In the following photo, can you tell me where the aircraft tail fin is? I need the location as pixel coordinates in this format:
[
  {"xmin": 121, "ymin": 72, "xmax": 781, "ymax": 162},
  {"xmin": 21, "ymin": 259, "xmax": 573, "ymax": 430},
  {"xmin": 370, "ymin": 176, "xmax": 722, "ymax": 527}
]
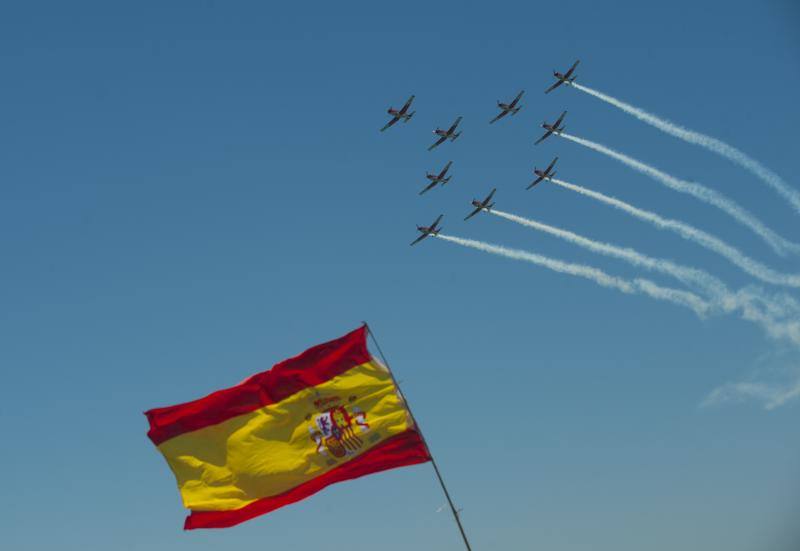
[
  {"xmin": 405, "ymin": 111, "xmax": 415, "ymax": 121},
  {"xmin": 452, "ymin": 132, "xmax": 462, "ymax": 141},
  {"xmin": 550, "ymin": 171, "xmax": 557, "ymax": 180}
]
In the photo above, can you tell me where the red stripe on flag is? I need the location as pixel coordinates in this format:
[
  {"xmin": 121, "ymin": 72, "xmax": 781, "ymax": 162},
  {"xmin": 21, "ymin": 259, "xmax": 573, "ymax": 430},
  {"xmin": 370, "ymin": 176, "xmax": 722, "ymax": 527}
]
[
  {"xmin": 183, "ymin": 429, "xmax": 431, "ymax": 529},
  {"xmin": 145, "ymin": 326, "xmax": 370, "ymax": 445}
]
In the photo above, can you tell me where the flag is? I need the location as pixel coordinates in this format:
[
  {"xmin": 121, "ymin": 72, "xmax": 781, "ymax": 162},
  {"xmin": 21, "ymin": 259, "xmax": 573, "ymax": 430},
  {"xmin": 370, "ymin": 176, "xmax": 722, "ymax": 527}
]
[{"xmin": 145, "ymin": 325, "xmax": 430, "ymax": 529}]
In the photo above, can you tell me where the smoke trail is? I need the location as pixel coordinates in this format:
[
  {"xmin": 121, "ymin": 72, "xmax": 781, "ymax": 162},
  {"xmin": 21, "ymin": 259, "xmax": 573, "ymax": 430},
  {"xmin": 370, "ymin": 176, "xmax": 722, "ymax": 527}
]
[
  {"xmin": 734, "ymin": 291, "xmax": 800, "ymax": 347},
  {"xmin": 435, "ymin": 234, "xmax": 711, "ymax": 316},
  {"xmin": 490, "ymin": 209, "xmax": 724, "ymax": 296},
  {"xmin": 559, "ymin": 132, "xmax": 800, "ymax": 257},
  {"xmin": 701, "ymin": 349, "xmax": 800, "ymax": 410},
  {"xmin": 571, "ymin": 82, "xmax": 800, "ymax": 216},
  {"xmin": 549, "ymin": 177, "xmax": 800, "ymax": 289},
  {"xmin": 703, "ymin": 376, "xmax": 800, "ymax": 410},
  {"xmin": 489, "ymin": 209, "xmax": 800, "ymax": 342},
  {"xmin": 437, "ymin": 234, "xmax": 800, "ymax": 355}
]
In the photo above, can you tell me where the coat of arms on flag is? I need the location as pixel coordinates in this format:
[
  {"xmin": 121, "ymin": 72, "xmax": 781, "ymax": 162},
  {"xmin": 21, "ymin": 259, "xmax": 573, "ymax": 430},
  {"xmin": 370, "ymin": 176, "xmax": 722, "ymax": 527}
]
[{"xmin": 145, "ymin": 325, "xmax": 430, "ymax": 529}]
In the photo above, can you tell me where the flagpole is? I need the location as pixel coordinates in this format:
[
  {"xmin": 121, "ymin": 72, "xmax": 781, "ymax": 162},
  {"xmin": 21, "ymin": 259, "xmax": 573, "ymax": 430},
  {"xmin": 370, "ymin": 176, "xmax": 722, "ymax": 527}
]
[{"xmin": 363, "ymin": 322, "xmax": 474, "ymax": 551}]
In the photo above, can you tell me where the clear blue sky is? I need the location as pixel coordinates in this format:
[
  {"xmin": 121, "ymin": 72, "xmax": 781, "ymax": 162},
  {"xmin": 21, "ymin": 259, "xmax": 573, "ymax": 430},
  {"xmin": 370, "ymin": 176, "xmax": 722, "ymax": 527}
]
[{"xmin": 1, "ymin": 1, "xmax": 799, "ymax": 549}]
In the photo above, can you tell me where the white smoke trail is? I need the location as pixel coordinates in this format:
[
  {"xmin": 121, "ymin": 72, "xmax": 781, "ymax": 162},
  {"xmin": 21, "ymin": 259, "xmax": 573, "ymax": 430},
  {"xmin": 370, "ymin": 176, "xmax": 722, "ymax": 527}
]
[
  {"xmin": 549, "ymin": 177, "xmax": 800, "ymax": 289},
  {"xmin": 701, "ymin": 349, "xmax": 800, "ymax": 410},
  {"xmin": 438, "ymin": 233, "xmax": 800, "ymax": 408},
  {"xmin": 734, "ymin": 293, "xmax": 800, "ymax": 347},
  {"xmin": 559, "ymin": 132, "xmax": 800, "ymax": 257},
  {"xmin": 435, "ymin": 234, "xmax": 710, "ymax": 316},
  {"xmin": 489, "ymin": 209, "xmax": 800, "ymax": 343},
  {"xmin": 703, "ymin": 377, "xmax": 800, "ymax": 410},
  {"xmin": 571, "ymin": 82, "xmax": 800, "ymax": 216},
  {"xmin": 490, "ymin": 209, "xmax": 723, "ymax": 296}
]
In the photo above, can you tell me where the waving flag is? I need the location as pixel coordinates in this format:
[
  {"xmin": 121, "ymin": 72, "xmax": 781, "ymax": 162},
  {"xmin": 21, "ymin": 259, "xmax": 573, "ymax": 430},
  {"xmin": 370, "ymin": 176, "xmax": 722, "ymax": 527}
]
[{"xmin": 145, "ymin": 326, "xmax": 430, "ymax": 529}]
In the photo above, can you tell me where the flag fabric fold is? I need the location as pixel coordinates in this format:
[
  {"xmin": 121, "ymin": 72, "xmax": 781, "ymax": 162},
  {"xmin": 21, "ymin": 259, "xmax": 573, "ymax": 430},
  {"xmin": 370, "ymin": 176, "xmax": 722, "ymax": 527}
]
[{"xmin": 145, "ymin": 325, "xmax": 430, "ymax": 529}]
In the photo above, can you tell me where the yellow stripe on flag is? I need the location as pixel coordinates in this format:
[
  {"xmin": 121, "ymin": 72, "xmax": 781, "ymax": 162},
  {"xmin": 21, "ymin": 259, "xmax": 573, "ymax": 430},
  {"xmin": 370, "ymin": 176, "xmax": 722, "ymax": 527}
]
[{"xmin": 158, "ymin": 359, "xmax": 412, "ymax": 511}]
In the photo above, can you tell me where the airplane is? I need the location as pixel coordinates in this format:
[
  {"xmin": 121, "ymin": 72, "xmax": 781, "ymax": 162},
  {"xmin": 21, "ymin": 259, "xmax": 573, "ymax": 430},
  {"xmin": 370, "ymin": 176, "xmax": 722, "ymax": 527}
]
[
  {"xmin": 410, "ymin": 214, "xmax": 443, "ymax": 246},
  {"xmin": 380, "ymin": 95, "xmax": 416, "ymax": 132},
  {"xmin": 464, "ymin": 188, "xmax": 497, "ymax": 221},
  {"xmin": 528, "ymin": 157, "xmax": 558, "ymax": 189},
  {"xmin": 489, "ymin": 90, "xmax": 524, "ymax": 124},
  {"xmin": 534, "ymin": 111, "xmax": 567, "ymax": 145},
  {"xmin": 428, "ymin": 116, "xmax": 462, "ymax": 151},
  {"xmin": 544, "ymin": 60, "xmax": 580, "ymax": 94},
  {"xmin": 420, "ymin": 161, "xmax": 453, "ymax": 195}
]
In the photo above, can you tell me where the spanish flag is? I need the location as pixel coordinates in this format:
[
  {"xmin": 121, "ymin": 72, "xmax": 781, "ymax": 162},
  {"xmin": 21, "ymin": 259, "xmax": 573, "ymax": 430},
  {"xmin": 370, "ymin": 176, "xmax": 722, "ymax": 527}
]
[{"xmin": 145, "ymin": 326, "xmax": 431, "ymax": 529}]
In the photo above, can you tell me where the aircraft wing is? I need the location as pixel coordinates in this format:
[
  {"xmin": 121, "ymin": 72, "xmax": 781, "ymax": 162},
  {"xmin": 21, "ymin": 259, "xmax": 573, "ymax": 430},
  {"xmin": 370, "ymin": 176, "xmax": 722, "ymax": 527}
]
[
  {"xmin": 410, "ymin": 233, "xmax": 428, "ymax": 246},
  {"xmin": 419, "ymin": 181, "xmax": 438, "ymax": 195},
  {"xmin": 553, "ymin": 111, "xmax": 567, "ymax": 127},
  {"xmin": 534, "ymin": 128, "xmax": 553, "ymax": 145},
  {"xmin": 484, "ymin": 188, "xmax": 496, "ymax": 203},
  {"xmin": 399, "ymin": 95, "xmax": 415, "ymax": 115},
  {"xmin": 446, "ymin": 116, "xmax": 463, "ymax": 133},
  {"xmin": 464, "ymin": 207, "xmax": 482, "ymax": 221},
  {"xmin": 489, "ymin": 110, "xmax": 508, "ymax": 124},
  {"xmin": 527, "ymin": 175, "xmax": 544, "ymax": 189},
  {"xmin": 509, "ymin": 90, "xmax": 524, "ymax": 107},
  {"xmin": 380, "ymin": 116, "xmax": 400, "ymax": 132},
  {"xmin": 428, "ymin": 135, "xmax": 447, "ymax": 151},
  {"xmin": 438, "ymin": 160, "xmax": 453, "ymax": 178},
  {"xmin": 564, "ymin": 60, "xmax": 580, "ymax": 79},
  {"xmin": 431, "ymin": 214, "xmax": 443, "ymax": 228},
  {"xmin": 544, "ymin": 80, "xmax": 563, "ymax": 94},
  {"xmin": 545, "ymin": 156, "xmax": 558, "ymax": 173}
]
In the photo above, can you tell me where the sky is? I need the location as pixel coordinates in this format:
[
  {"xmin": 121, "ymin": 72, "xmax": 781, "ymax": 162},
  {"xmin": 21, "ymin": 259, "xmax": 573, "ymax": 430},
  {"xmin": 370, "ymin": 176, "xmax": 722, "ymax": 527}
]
[{"xmin": 1, "ymin": 1, "xmax": 799, "ymax": 549}]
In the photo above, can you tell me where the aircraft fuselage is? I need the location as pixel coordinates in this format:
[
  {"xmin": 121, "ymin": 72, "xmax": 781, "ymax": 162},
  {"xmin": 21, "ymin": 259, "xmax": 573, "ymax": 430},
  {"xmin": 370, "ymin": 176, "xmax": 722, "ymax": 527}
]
[
  {"xmin": 434, "ymin": 130, "xmax": 459, "ymax": 140},
  {"xmin": 391, "ymin": 111, "xmax": 411, "ymax": 119},
  {"xmin": 553, "ymin": 72, "xmax": 574, "ymax": 85}
]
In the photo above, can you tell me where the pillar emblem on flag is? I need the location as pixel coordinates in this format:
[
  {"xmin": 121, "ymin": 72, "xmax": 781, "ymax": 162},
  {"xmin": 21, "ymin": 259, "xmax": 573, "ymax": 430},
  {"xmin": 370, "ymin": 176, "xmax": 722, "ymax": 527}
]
[{"xmin": 308, "ymin": 395, "xmax": 370, "ymax": 460}]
